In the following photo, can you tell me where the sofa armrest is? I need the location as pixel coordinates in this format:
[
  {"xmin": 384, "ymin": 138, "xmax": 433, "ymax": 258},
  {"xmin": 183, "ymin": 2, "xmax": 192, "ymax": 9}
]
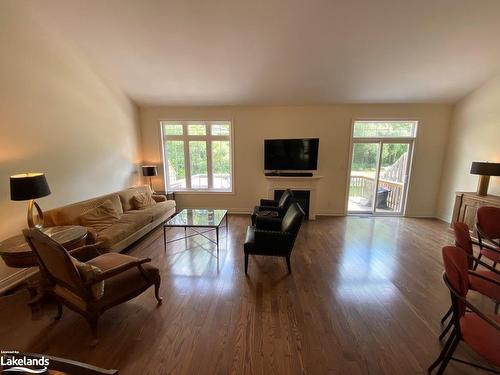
[{"xmin": 152, "ymin": 194, "xmax": 167, "ymax": 202}]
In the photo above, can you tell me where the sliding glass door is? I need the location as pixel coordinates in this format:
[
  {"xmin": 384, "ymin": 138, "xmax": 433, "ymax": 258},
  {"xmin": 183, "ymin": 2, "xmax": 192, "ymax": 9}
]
[{"xmin": 347, "ymin": 121, "xmax": 417, "ymax": 215}]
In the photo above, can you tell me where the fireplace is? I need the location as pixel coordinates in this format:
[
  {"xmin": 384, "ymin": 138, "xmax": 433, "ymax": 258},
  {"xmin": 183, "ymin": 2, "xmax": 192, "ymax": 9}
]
[{"xmin": 274, "ymin": 190, "xmax": 310, "ymax": 219}]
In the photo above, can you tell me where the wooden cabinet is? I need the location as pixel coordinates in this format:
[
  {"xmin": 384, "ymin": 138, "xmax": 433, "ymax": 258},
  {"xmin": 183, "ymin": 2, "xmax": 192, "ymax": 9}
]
[{"xmin": 451, "ymin": 192, "xmax": 500, "ymax": 237}]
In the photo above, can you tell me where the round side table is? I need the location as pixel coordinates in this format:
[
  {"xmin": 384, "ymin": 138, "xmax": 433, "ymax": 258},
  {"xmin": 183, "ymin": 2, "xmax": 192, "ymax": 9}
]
[
  {"xmin": 0, "ymin": 225, "xmax": 88, "ymax": 268},
  {"xmin": 0, "ymin": 226, "xmax": 89, "ymax": 306}
]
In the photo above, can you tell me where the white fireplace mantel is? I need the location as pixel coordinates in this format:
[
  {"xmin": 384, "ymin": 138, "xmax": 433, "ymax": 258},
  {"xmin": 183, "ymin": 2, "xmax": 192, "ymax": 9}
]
[{"xmin": 264, "ymin": 176, "xmax": 323, "ymax": 220}]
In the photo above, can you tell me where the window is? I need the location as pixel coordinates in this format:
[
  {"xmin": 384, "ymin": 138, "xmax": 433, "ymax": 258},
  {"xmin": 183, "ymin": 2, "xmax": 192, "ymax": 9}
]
[
  {"xmin": 161, "ymin": 121, "xmax": 233, "ymax": 192},
  {"xmin": 353, "ymin": 121, "xmax": 417, "ymax": 138}
]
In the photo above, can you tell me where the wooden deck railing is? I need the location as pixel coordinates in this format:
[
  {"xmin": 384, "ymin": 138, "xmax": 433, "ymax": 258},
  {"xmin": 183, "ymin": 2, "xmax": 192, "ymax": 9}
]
[{"xmin": 350, "ymin": 175, "xmax": 404, "ymax": 212}]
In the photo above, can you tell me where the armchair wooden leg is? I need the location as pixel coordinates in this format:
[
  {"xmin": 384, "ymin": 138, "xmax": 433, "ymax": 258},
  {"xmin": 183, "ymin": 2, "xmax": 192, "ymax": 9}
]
[
  {"xmin": 286, "ymin": 256, "xmax": 291, "ymax": 273},
  {"xmin": 154, "ymin": 278, "xmax": 163, "ymax": 305},
  {"xmin": 87, "ymin": 316, "xmax": 99, "ymax": 347},
  {"xmin": 244, "ymin": 253, "xmax": 249, "ymax": 275},
  {"xmin": 54, "ymin": 299, "xmax": 63, "ymax": 321}
]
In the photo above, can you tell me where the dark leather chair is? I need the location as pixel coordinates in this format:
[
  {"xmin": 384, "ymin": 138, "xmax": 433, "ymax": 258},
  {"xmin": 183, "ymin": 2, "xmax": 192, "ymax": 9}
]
[
  {"xmin": 251, "ymin": 189, "xmax": 294, "ymax": 225},
  {"xmin": 244, "ymin": 202, "xmax": 304, "ymax": 274},
  {"xmin": 23, "ymin": 228, "xmax": 162, "ymax": 346}
]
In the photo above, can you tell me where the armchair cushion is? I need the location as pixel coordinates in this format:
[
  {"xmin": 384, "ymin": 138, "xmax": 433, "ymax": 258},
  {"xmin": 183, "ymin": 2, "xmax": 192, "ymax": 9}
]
[
  {"xmin": 480, "ymin": 247, "xmax": 500, "ymax": 264},
  {"xmin": 460, "ymin": 313, "xmax": 500, "ymax": 366},
  {"xmin": 132, "ymin": 192, "xmax": 157, "ymax": 210},
  {"xmin": 79, "ymin": 200, "xmax": 121, "ymax": 233},
  {"xmin": 70, "ymin": 257, "xmax": 104, "ymax": 300},
  {"xmin": 87, "ymin": 254, "xmax": 160, "ymax": 310},
  {"xmin": 69, "ymin": 244, "xmax": 101, "ymax": 262}
]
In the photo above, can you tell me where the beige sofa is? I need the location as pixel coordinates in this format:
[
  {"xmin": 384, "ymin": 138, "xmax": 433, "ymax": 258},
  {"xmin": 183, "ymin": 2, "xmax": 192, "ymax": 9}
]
[{"xmin": 44, "ymin": 185, "xmax": 176, "ymax": 252}]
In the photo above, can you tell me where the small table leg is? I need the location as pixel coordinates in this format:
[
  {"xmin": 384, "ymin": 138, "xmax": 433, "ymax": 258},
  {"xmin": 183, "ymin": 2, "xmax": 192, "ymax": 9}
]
[
  {"xmin": 226, "ymin": 214, "xmax": 228, "ymax": 234},
  {"xmin": 216, "ymin": 227, "xmax": 219, "ymax": 259},
  {"xmin": 163, "ymin": 226, "xmax": 166, "ymax": 252}
]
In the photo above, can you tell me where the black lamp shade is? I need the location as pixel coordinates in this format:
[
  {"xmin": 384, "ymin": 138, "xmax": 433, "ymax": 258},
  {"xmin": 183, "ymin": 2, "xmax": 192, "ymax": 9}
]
[
  {"xmin": 10, "ymin": 173, "xmax": 51, "ymax": 201},
  {"xmin": 142, "ymin": 165, "xmax": 158, "ymax": 177},
  {"xmin": 470, "ymin": 162, "xmax": 500, "ymax": 176}
]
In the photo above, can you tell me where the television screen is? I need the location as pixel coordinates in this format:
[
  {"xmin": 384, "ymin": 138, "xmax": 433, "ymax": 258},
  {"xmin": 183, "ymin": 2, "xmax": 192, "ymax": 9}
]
[{"xmin": 264, "ymin": 138, "xmax": 319, "ymax": 170}]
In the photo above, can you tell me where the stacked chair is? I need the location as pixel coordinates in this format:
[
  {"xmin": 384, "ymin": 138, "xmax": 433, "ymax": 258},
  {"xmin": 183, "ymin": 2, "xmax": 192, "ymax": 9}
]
[
  {"xmin": 475, "ymin": 206, "xmax": 500, "ymax": 269},
  {"xmin": 245, "ymin": 190, "xmax": 304, "ymax": 275},
  {"xmin": 429, "ymin": 206, "xmax": 500, "ymax": 374},
  {"xmin": 251, "ymin": 189, "xmax": 294, "ymax": 225}
]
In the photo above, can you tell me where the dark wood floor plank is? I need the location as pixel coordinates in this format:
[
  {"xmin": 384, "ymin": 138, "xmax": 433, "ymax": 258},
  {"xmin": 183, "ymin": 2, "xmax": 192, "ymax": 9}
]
[{"xmin": 0, "ymin": 215, "xmax": 497, "ymax": 374}]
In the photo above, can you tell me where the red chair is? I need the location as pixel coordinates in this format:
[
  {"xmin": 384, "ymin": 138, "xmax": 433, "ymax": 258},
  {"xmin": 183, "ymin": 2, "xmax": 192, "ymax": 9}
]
[
  {"xmin": 428, "ymin": 246, "xmax": 500, "ymax": 374},
  {"xmin": 439, "ymin": 223, "xmax": 500, "ymax": 340},
  {"xmin": 476, "ymin": 206, "xmax": 500, "ymax": 269}
]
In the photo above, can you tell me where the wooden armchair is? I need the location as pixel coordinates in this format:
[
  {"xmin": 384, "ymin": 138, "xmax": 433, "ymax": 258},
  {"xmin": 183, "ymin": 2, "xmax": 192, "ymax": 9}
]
[{"xmin": 23, "ymin": 228, "xmax": 162, "ymax": 345}]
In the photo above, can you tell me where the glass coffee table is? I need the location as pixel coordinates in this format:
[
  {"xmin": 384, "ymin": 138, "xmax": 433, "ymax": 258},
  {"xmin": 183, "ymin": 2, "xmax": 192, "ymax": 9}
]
[{"xmin": 163, "ymin": 209, "xmax": 228, "ymax": 258}]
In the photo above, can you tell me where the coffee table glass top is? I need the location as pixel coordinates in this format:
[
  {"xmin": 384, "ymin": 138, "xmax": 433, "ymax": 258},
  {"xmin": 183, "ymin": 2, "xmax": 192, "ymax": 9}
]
[{"xmin": 165, "ymin": 209, "xmax": 227, "ymax": 227}]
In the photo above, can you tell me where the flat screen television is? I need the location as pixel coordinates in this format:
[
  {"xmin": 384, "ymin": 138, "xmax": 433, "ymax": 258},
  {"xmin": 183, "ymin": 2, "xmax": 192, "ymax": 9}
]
[{"xmin": 264, "ymin": 138, "xmax": 319, "ymax": 170}]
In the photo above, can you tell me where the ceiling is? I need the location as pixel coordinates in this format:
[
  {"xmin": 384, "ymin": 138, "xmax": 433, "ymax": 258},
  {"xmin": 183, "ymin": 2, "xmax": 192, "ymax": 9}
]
[{"xmin": 28, "ymin": 0, "xmax": 500, "ymax": 106}]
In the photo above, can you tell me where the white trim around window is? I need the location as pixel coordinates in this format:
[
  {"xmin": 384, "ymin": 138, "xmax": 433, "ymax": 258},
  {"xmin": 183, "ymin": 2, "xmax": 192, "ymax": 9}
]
[{"xmin": 160, "ymin": 120, "xmax": 234, "ymax": 193}]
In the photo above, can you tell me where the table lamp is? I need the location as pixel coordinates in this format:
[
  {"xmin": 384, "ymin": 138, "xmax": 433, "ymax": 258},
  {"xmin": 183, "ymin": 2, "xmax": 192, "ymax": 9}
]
[
  {"xmin": 470, "ymin": 162, "xmax": 500, "ymax": 196},
  {"xmin": 10, "ymin": 173, "xmax": 51, "ymax": 229},
  {"xmin": 142, "ymin": 165, "xmax": 158, "ymax": 192}
]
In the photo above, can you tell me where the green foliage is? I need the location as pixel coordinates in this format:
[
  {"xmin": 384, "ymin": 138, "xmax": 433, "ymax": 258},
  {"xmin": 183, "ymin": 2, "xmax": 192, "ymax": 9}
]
[
  {"xmin": 353, "ymin": 121, "xmax": 416, "ymax": 137},
  {"xmin": 351, "ymin": 143, "xmax": 408, "ymax": 171}
]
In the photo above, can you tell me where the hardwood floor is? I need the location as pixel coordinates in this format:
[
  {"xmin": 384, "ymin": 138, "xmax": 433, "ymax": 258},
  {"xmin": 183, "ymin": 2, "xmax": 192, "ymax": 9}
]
[{"xmin": 0, "ymin": 215, "xmax": 497, "ymax": 374}]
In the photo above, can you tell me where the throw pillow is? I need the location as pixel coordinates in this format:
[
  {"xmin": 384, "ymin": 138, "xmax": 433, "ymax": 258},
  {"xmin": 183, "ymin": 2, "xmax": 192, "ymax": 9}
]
[
  {"xmin": 132, "ymin": 192, "xmax": 157, "ymax": 210},
  {"xmin": 70, "ymin": 257, "xmax": 104, "ymax": 300},
  {"xmin": 79, "ymin": 199, "xmax": 121, "ymax": 232}
]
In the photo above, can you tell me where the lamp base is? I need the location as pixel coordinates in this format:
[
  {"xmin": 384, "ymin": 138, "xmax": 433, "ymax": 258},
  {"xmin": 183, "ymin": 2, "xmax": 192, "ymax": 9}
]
[
  {"xmin": 28, "ymin": 199, "xmax": 44, "ymax": 229},
  {"xmin": 477, "ymin": 175, "xmax": 490, "ymax": 196}
]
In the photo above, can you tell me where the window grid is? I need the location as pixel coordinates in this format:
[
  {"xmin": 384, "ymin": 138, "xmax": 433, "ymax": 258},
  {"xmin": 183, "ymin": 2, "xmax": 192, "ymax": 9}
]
[{"xmin": 161, "ymin": 121, "xmax": 233, "ymax": 192}]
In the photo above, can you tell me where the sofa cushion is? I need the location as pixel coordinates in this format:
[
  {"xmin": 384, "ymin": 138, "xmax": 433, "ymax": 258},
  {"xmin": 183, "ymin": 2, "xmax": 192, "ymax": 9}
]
[
  {"xmin": 118, "ymin": 185, "xmax": 153, "ymax": 212},
  {"xmin": 127, "ymin": 200, "xmax": 176, "ymax": 222},
  {"xmin": 79, "ymin": 199, "xmax": 121, "ymax": 232},
  {"xmin": 96, "ymin": 213, "xmax": 151, "ymax": 250},
  {"xmin": 48, "ymin": 194, "xmax": 123, "ymax": 226},
  {"xmin": 132, "ymin": 192, "xmax": 157, "ymax": 210}
]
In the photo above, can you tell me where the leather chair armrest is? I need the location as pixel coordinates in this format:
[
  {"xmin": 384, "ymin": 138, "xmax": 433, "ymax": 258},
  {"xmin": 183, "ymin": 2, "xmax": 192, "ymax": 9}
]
[
  {"xmin": 152, "ymin": 194, "xmax": 167, "ymax": 202},
  {"xmin": 260, "ymin": 199, "xmax": 278, "ymax": 207},
  {"xmin": 257, "ymin": 205, "xmax": 280, "ymax": 212},
  {"xmin": 69, "ymin": 245, "xmax": 102, "ymax": 262},
  {"xmin": 255, "ymin": 216, "xmax": 282, "ymax": 231},
  {"xmin": 91, "ymin": 258, "xmax": 152, "ymax": 282}
]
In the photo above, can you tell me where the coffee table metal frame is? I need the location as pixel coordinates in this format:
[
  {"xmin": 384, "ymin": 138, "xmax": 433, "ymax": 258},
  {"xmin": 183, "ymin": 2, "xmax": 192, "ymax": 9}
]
[{"xmin": 163, "ymin": 209, "xmax": 228, "ymax": 259}]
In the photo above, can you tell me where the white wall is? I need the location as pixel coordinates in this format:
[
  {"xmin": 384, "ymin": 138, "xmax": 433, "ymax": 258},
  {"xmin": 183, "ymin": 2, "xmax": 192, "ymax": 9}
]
[
  {"xmin": 0, "ymin": 2, "xmax": 142, "ymax": 288},
  {"xmin": 437, "ymin": 73, "xmax": 500, "ymax": 221},
  {"xmin": 140, "ymin": 104, "xmax": 452, "ymax": 217}
]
